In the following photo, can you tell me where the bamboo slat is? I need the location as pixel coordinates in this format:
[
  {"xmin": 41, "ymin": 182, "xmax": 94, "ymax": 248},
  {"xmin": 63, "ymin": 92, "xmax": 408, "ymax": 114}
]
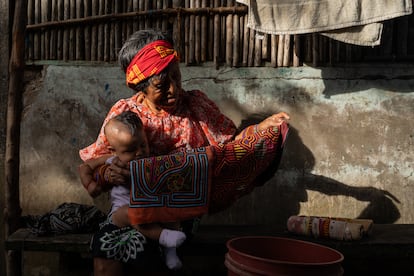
[
  {"xmin": 97, "ymin": 0, "xmax": 104, "ymax": 61},
  {"xmin": 76, "ymin": 0, "xmax": 85, "ymax": 60},
  {"xmin": 213, "ymin": 0, "xmax": 220, "ymax": 67},
  {"xmin": 200, "ymin": 0, "xmax": 207, "ymax": 62},
  {"xmin": 247, "ymin": 28, "xmax": 254, "ymax": 67},
  {"xmin": 226, "ymin": 12, "xmax": 233, "ymax": 66},
  {"xmin": 27, "ymin": 0, "xmax": 35, "ymax": 60},
  {"xmin": 254, "ymin": 33, "xmax": 262, "ymax": 67},
  {"xmin": 270, "ymin": 34, "xmax": 277, "ymax": 67},
  {"xmin": 283, "ymin": 34, "xmax": 290, "ymax": 67},
  {"xmin": 195, "ymin": 0, "xmax": 201, "ymax": 64},
  {"xmin": 293, "ymin": 35, "xmax": 300, "ymax": 67},
  {"xmin": 312, "ymin": 34, "xmax": 318, "ymax": 66},
  {"xmin": 84, "ymin": 0, "xmax": 91, "ymax": 60},
  {"xmin": 49, "ymin": 0, "xmax": 57, "ymax": 60},
  {"xmin": 232, "ymin": 13, "xmax": 240, "ymax": 67},
  {"xmin": 62, "ymin": 0, "xmax": 69, "ymax": 60},
  {"xmin": 91, "ymin": 0, "xmax": 98, "ymax": 61},
  {"xmin": 242, "ymin": 16, "xmax": 249, "ymax": 66},
  {"xmin": 277, "ymin": 35, "xmax": 284, "ymax": 67},
  {"xmin": 69, "ymin": 0, "xmax": 76, "ymax": 60}
]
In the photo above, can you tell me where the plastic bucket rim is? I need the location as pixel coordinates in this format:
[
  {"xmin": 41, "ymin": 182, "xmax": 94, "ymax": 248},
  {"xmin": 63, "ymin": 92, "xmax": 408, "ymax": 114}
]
[{"xmin": 226, "ymin": 236, "xmax": 345, "ymax": 266}]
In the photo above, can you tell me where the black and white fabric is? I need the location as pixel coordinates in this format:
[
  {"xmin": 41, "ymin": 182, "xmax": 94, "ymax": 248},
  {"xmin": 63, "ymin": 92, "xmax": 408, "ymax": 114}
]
[{"xmin": 23, "ymin": 202, "xmax": 106, "ymax": 236}]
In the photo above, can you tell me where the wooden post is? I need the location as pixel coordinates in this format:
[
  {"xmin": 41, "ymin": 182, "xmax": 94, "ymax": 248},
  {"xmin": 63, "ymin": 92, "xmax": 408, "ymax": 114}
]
[
  {"xmin": 0, "ymin": 1, "xmax": 11, "ymax": 275},
  {"xmin": 6, "ymin": 0, "xmax": 27, "ymax": 275}
]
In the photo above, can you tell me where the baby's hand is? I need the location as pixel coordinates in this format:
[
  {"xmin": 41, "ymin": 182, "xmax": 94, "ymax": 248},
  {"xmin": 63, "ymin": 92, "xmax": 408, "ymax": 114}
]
[{"xmin": 257, "ymin": 112, "xmax": 290, "ymax": 132}]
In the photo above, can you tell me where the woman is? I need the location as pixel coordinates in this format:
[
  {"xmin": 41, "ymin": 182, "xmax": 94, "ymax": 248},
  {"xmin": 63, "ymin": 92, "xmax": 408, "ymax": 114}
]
[{"xmin": 79, "ymin": 29, "xmax": 289, "ymax": 275}]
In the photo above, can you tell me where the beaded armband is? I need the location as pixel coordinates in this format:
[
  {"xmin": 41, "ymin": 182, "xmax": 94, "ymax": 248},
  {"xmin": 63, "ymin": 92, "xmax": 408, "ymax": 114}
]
[{"xmin": 93, "ymin": 164, "xmax": 112, "ymax": 191}]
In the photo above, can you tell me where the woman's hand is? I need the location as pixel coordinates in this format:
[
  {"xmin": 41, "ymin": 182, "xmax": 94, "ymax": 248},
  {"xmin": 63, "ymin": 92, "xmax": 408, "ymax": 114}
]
[
  {"xmin": 257, "ymin": 112, "xmax": 290, "ymax": 132},
  {"xmin": 107, "ymin": 156, "xmax": 131, "ymax": 186},
  {"xmin": 79, "ymin": 163, "xmax": 102, "ymax": 198}
]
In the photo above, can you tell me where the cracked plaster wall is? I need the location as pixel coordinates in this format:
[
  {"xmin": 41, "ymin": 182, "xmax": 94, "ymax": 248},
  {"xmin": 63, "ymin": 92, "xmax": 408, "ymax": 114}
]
[{"xmin": 19, "ymin": 64, "xmax": 414, "ymax": 225}]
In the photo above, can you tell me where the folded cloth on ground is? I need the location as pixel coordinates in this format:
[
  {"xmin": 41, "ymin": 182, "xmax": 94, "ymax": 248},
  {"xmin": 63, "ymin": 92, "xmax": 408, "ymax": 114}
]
[
  {"xmin": 287, "ymin": 215, "xmax": 374, "ymax": 241},
  {"xmin": 22, "ymin": 202, "xmax": 106, "ymax": 236},
  {"xmin": 237, "ymin": 0, "xmax": 413, "ymax": 46},
  {"xmin": 129, "ymin": 123, "xmax": 289, "ymax": 225}
]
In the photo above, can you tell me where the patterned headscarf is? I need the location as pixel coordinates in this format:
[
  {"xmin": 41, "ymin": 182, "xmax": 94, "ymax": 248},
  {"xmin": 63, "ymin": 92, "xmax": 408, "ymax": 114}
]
[{"xmin": 126, "ymin": 40, "xmax": 178, "ymax": 87}]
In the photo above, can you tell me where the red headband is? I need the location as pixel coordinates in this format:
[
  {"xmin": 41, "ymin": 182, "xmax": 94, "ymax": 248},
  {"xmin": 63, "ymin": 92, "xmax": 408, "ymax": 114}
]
[{"xmin": 126, "ymin": 40, "xmax": 178, "ymax": 87}]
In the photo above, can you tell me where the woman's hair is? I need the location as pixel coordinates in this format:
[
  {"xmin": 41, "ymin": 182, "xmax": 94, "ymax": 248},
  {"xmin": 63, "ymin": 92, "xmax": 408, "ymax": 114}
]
[
  {"xmin": 118, "ymin": 29, "xmax": 174, "ymax": 92},
  {"xmin": 111, "ymin": 111, "xmax": 143, "ymax": 136}
]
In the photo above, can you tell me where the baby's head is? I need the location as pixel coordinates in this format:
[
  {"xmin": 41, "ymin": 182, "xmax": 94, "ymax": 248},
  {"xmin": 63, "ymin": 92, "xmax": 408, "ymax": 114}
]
[{"xmin": 104, "ymin": 111, "xmax": 149, "ymax": 163}]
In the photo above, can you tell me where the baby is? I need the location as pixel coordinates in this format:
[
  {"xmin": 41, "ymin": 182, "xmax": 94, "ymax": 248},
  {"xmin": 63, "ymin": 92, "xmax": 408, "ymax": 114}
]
[{"xmin": 79, "ymin": 111, "xmax": 186, "ymax": 270}]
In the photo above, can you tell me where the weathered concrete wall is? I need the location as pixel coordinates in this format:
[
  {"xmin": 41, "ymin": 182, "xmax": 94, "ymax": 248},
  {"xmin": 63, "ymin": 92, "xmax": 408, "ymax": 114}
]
[{"xmin": 19, "ymin": 64, "xmax": 414, "ymax": 226}]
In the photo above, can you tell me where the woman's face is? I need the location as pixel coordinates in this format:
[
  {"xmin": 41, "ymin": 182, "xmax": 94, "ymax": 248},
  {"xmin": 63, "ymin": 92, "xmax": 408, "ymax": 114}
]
[{"xmin": 143, "ymin": 62, "xmax": 182, "ymax": 111}]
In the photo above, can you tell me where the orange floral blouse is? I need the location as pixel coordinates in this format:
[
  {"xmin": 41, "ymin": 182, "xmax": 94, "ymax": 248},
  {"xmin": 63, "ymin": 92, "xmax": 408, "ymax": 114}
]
[{"xmin": 79, "ymin": 90, "xmax": 237, "ymax": 161}]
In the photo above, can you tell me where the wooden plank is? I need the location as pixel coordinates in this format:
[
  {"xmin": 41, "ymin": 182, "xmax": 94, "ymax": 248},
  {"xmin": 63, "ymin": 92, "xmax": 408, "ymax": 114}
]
[{"xmin": 5, "ymin": 228, "xmax": 92, "ymax": 253}]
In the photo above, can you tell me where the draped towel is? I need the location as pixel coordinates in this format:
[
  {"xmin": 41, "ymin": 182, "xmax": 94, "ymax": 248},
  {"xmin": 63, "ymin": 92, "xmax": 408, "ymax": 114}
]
[
  {"xmin": 237, "ymin": 0, "xmax": 413, "ymax": 46},
  {"xmin": 129, "ymin": 123, "xmax": 289, "ymax": 225}
]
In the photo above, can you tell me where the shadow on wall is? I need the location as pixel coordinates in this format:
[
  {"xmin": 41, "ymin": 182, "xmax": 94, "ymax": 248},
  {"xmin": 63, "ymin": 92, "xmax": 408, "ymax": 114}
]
[
  {"xmin": 320, "ymin": 66, "xmax": 414, "ymax": 98},
  {"xmin": 240, "ymin": 114, "xmax": 401, "ymax": 224}
]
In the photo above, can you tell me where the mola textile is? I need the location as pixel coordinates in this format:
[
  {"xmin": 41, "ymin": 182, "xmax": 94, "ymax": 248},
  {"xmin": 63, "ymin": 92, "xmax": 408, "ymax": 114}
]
[{"xmin": 129, "ymin": 123, "xmax": 289, "ymax": 225}]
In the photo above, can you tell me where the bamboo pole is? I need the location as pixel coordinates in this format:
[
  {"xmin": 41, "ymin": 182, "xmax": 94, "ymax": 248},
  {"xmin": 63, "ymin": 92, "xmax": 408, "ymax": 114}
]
[
  {"xmin": 194, "ymin": 0, "xmax": 201, "ymax": 64},
  {"xmin": 97, "ymin": 0, "xmax": 104, "ymax": 61},
  {"xmin": 26, "ymin": 6, "xmax": 248, "ymax": 30},
  {"xmin": 56, "ymin": 0, "xmax": 63, "ymax": 60},
  {"xmin": 39, "ymin": 0, "xmax": 47, "ymax": 59},
  {"xmin": 172, "ymin": 0, "xmax": 182, "ymax": 58},
  {"xmin": 224, "ymin": 0, "xmax": 233, "ymax": 66},
  {"xmin": 41, "ymin": 0, "xmax": 47, "ymax": 59},
  {"xmin": 293, "ymin": 34, "xmax": 300, "ymax": 67},
  {"xmin": 254, "ymin": 33, "xmax": 262, "ymax": 66},
  {"xmin": 49, "ymin": 0, "xmax": 57, "ymax": 60},
  {"xmin": 184, "ymin": 0, "xmax": 190, "ymax": 64},
  {"xmin": 6, "ymin": 1, "xmax": 27, "ymax": 275},
  {"xmin": 27, "ymin": 0, "xmax": 35, "ymax": 60},
  {"xmin": 69, "ymin": 0, "xmax": 76, "ymax": 60},
  {"xmin": 213, "ymin": 0, "xmax": 220, "ymax": 68},
  {"xmin": 188, "ymin": 0, "xmax": 195, "ymax": 64},
  {"xmin": 114, "ymin": 1, "xmax": 122, "ymax": 61},
  {"xmin": 34, "ymin": 0, "xmax": 40, "ymax": 59},
  {"xmin": 126, "ymin": 0, "xmax": 133, "ymax": 36},
  {"xmin": 232, "ymin": 12, "xmax": 239, "ymax": 67},
  {"xmin": 156, "ymin": 0, "xmax": 162, "ymax": 30},
  {"xmin": 242, "ymin": 15, "xmax": 249, "ymax": 66},
  {"xmin": 207, "ymin": 0, "xmax": 214, "ymax": 61},
  {"xmin": 103, "ymin": 0, "xmax": 111, "ymax": 62},
  {"xmin": 225, "ymin": 10, "xmax": 233, "ymax": 66},
  {"xmin": 270, "ymin": 34, "xmax": 278, "ymax": 67},
  {"xmin": 142, "ymin": 0, "xmax": 148, "ymax": 35},
  {"xmin": 91, "ymin": 0, "xmax": 98, "ymax": 61},
  {"xmin": 84, "ymin": 0, "xmax": 91, "ymax": 61},
  {"xmin": 200, "ymin": 0, "xmax": 207, "ymax": 62},
  {"xmin": 277, "ymin": 35, "xmax": 284, "ymax": 67},
  {"xmin": 262, "ymin": 33, "xmax": 268, "ymax": 61},
  {"xmin": 133, "ymin": 0, "xmax": 139, "ymax": 31},
  {"xmin": 247, "ymin": 28, "xmax": 254, "ymax": 66},
  {"xmin": 312, "ymin": 33, "xmax": 318, "ymax": 67},
  {"xmin": 283, "ymin": 34, "xmax": 290, "ymax": 67},
  {"xmin": 76, "ymin": 0, "xmax": 85, "ymax": 60},
  {"xmin": 63, "ymin": 0, "xmax": 70, "ymax": 60}
]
